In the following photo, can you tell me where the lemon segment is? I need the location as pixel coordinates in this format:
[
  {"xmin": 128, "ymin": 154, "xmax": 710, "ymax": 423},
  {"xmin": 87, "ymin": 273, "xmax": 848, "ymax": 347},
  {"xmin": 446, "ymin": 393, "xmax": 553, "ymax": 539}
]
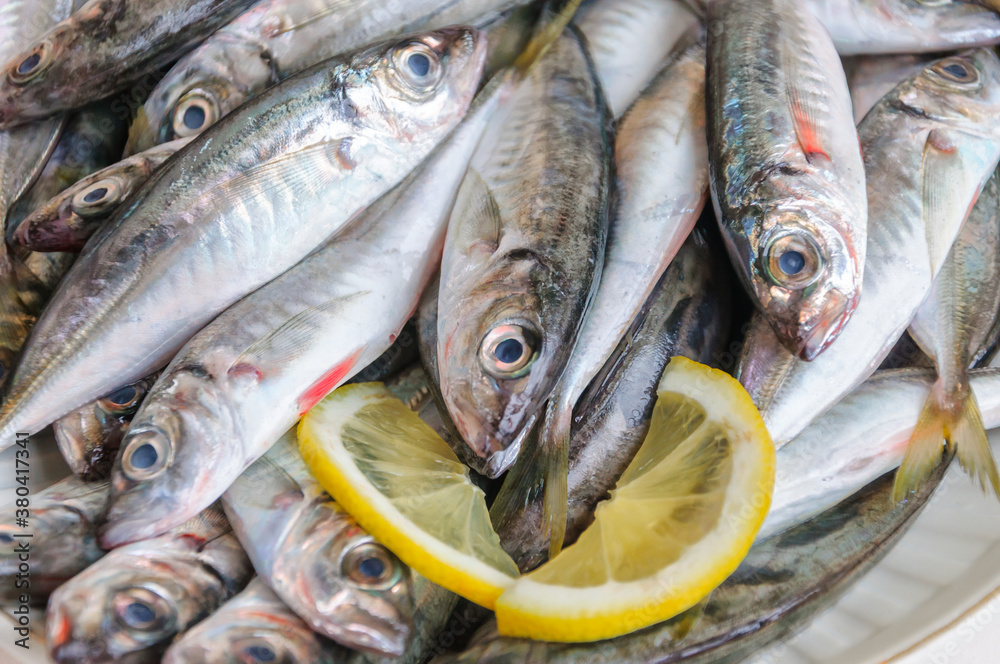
[
  {"xmin": 494, "ymin": 357, "xmax": 775, "ymax": 642},
  {"xmin": 298, "ymin": 383, "xmax": 519, "ymax": 609}
]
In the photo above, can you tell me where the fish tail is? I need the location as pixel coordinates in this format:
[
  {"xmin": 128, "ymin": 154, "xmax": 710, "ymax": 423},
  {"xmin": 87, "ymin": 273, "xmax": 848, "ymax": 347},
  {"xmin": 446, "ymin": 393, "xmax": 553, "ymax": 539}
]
[
  {"xmin": 893, "ymin": 384, "xmax": 947, "ymax": 503},
  {"xmin": 951, "ymin": 389, "xmax": 1000, "ymax": 500},
  {"xmin": 539, "ymin": 397, "xmax": 572, "ymax": 559},
  {"xmin": 513, "ymin": 0, "xmax": 584, "ymax": 75}
]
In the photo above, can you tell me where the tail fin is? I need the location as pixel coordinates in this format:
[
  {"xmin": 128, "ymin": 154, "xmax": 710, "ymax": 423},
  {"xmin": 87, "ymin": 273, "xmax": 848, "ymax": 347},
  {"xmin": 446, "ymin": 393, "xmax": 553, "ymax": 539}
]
[
  {"xmin": 540, "ymin": 397, "xmax": 572, "ymax": 559},
  {"xmin": 953, "ymin": 390, "xmax": 1000, "ymax": 499},
  {"xmin": 512, "ymin": 0, "xmax": 584, "ymax": 77}
]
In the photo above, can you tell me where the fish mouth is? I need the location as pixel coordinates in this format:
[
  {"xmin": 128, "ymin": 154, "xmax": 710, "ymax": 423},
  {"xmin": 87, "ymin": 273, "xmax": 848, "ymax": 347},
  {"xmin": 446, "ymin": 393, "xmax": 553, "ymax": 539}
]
[{"xmin": 794, "ymin": 290, "xmax": 852, "ymax": 361}]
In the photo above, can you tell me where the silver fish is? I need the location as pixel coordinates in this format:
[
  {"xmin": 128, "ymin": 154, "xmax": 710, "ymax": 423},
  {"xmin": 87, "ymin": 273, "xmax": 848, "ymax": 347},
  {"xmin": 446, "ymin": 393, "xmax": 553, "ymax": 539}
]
[
  {"xmin": 706, "ymin": 0, "xmax": 868, "ymax": 361},
  {"xmin": 0, "ymin": 0, "xmax": 261, "ymax": 128},
  {"xmin": 0, "ymin": 475, "xmax": 107, "ymax": 603},
  {"xmin": 127, "ymin": 0, "xmax": 531, "ymax": 153},
  {"xmin": 0, "ymin": 28, "xmax": 486, "ymax": 449},
  {"xmin": 11, "ymin": 138, "xmax": 190, "ymax": 253},
  {"xmin": 739, "ymin": 50, "xmax": 1000, "ymax": 448},
  {"xmin": 222, "ymin": 432, "xmax": 415, "ymax": 656},
  {"xmin": 899, "ymin": 169, "xmax": 1000, "ymax": 499},
  {"xmin": 535, "ymin": 29, "xmax": 708, "ymax": 554},
  {"xmin": 845, "ymin": 53, "xmax": 934, "ymax": 121},
  {"xmin": 436, "ymin": 27, "xmax": 612, "ymax": 478},
  {"xmin": 162, "ymin": 578, "xmax": 349, "ymax": 664},
  {"xmin": 45, "ymin": 504, "xmax": 253, "ymax": 664},
  {"xmin": 100, "ymin": 58, "xmax": 497, "ymax": 548},
  {"xmin": 574, "ymin": 0, "xmax": 699, "ymax": 118}
]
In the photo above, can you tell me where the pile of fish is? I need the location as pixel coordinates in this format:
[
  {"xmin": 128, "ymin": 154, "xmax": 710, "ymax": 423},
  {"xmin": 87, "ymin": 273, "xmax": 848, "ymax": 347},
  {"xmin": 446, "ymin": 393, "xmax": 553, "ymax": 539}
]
[{"xmin": 2, "ymin": 0, "xmax": 1000, "ymax": 661}]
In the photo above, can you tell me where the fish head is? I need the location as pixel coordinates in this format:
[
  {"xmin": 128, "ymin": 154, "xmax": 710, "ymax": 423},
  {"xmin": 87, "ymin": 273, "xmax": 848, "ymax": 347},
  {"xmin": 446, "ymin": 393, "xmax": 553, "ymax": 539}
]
[
  {"xmin": 894, "ymin": 48, "xmax": 1000, "ymax": 134},
  {"xmin": 101, "ymin": 368, "xmax": 243, "ymax": 548},
  {"xmin": 348, "ymin": 27, "xmax": 488, "ymax": 141},
  {"xmin": 0, "ymin": 18, "xmax": 84, "ymax": 125},
  {"xmin": 269, "ymin": 500, "xmax": 415, "ymax": 656}
]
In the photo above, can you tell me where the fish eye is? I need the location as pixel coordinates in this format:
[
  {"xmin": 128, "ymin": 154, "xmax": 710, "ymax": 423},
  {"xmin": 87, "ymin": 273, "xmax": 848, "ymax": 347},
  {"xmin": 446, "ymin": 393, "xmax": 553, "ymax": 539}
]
[
  {"xmin": 930, "ymin": 58, "xmax": 980, "ymax": 87},
  {"xmin": 393, "ymin": 42, "xmax": 443, "ymax": 91},
  {"xmin": 8, "ymin": 41, "xmax": 53, "ymax": 83},
  {"xmin": 479, "ymin": 324, "xmax": 538, "ymax": 379},
  {"xmin": 71, "ymin": 178, "xmax": 122, "ymax": 216},
  {"xmin": 764, "ymin": 232, "xmax": 824, "ymax": 290},
  {"xmin": 112, "ymin": 586, "xmax": 174, "ymax": 634},
  {"xmin": 342, "ymin": 541, "xmax": 400, "ymax": 589},
  {"xmin": 172, "ymin": 90, "xmax": 219, "ymax": 139},
  {"xmin": 99, "ymin": 382, "xmax": 146, "ymax": 415},
  {"xmin": 121, "ymin": 431, "xmax": 171, "ymax": 480},
  {"xmin": 0, "ymin": 532, "xmax": 13, "ymax": 543}
]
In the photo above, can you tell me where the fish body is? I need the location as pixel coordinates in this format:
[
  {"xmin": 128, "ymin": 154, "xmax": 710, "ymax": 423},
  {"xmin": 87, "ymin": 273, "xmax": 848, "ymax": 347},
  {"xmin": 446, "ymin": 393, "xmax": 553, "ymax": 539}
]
[
  {"xmin": 494, "ymin": 228, "xmax": 731, "ymax": 573},
  {"xmin": 739, "ymin": 49, "xmax": 1000, "ymax": 447},
  {"xmin": 0, "ymin": 28, "xmax": 486, "ymax": 449},
  {"xmin": 574, "ymin": 0, "xmax": 699, "ymax": 118},
  {"xmin": 222, "ymin": 432, "xmax": 416, "ymax": 656},
  {"xmin": 845, "ymin": 53, "xmax": 934, "ymax": 121},
  {"xmin": 12, "ymin": 138, "xmax": 190, "ymax": 253},
  {"xmin": 706, "ymin": 0, "xmax": 868, "ymax": 361},
  {"xmin": 436, "ymin": 28, "xmax": 612, "ymax": 477},
  {"xmin": 0, "ymin": 0, "xmax": 261, "ymax": 128},
  {"xmin": 128, "ymin": 0, "xmax": 531, "ymax": 152},
  {"xmin": 0, "ymin": 475, "xmax": 107, "ymax": 603},
  {"xmin": 45, "ymin": 505, "xmax": 252, "ymax": 664}
]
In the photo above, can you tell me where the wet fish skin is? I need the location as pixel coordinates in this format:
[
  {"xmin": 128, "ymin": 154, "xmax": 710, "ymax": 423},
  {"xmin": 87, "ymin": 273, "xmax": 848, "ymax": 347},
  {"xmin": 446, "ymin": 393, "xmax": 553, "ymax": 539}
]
[
  {"xmin": 162, "ymin": 578, "xmax": 350, "ymax": 664},
  {"xmin": 493, "ymin": 228, "xmax": 732, "ymax": 573},
  {"xmin": 845, "ymin": 53, "xmax": 934, "ymax": 122},
  {"xmin": 128, "ymin": 0, "xmax": 532, "ymax": 153},
  {"xmin": 0, "ymin": 475, "xmax": 107, "ymax": 603},
  {"xmin": 45, "ymin": 505, "xmax": 252, "ymax": 664},
  {"xmin": 739, "ymin": 49, "xmax": 1000, "ymax": 447},
  {"xmin": 0, "ymin": 27, "xmax": 486, "ymax": 450},
  {"xmin": 706, "ymin": 0, "xmax": 868, "ymax": 361},
  {"xmin": 436, "ymin": 27, "xmax": 612, "ymax": 477},
  {"xmin": 11, "ymin": 139, "xmax": 189, "ymax": 253},
  {"xmin": 53, "ymin": 373, "xmax": 160, "ymax": 480},
  {"xmin": 222, "ymin": 433, "xmax": 416, "ymax": 656},
  {"xmin": 0, "ymin": 0, "xmax": 261, "ymax": 128}
]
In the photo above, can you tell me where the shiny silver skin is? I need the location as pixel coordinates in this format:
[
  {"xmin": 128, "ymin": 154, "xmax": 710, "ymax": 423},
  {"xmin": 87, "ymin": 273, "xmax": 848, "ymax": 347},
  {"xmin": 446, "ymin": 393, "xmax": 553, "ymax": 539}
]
[
  {"xmin": 802, "ymin": 0, "xmax": 1000, "ymax": 55},
  {"xmin": 739, "ymin": 49, "xmax": 1000, "ymax": 446},
  {"xmin": 534, "ymin": 31, "xmax": 708, "ymax": 553},
  {"xmin": 0, "ymin": 0, "xmax": 261, "ymax": 128},
  {"xmin": 0, "ymin": 475, "xmax": 107, "ymax": 603},
  {"xmin": 493, "ymin": 228, "xmax": 732, "ymax": 573},
  {"xmin": 162, "ymin": 578, "xmax": 350, "ymax": 664},
  {"xmin": 845, "ymin": 53, "xmax": 934, "ymax": 121},
  {"xmin": 0, "ymin": 28, "xmax": 486, "ymax": 450},
  {"xmin": 100, "ymin": 54, "xmax": 494, "ymax": 550},
  {"xmin": 707, "ymin": 0, "xmax": 868, "ymax": 361},
  {"xmin": 12, "ymin": 138, "xmax": 190, "ymax": 253},
  {"xmin": 761, "ymin": 367, "xmax": 1000, "ymax": 541},
  {"xmin": 53, "ymin": 373, "xmax": 159, "ymax": 480},
  {"xmin": 574, "ymin": 0, "xmax": 699, "ymax": 118},
  {"xmin": 45, "ymin": 505, "xmax": 252, "ymax": 664},
  {"xmin": 436, "ymin": 28, "xmax": 612, "ymax": 477},
  {"xmin": 128, "ymin": 0, "xmax": 531, "ymax": 153},
  {"xmin": 222, "ymin": 433, "xmax": 416, "ymax": 656}
]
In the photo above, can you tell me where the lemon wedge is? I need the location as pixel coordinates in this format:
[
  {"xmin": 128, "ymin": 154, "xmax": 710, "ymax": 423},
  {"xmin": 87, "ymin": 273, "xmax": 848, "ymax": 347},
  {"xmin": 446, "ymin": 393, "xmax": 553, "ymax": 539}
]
[
  {"xmin": 298, "ymin": 383, "xmax": 519, "ymax": 608},
  {"xmin": 494, "ymin": 356, "xmax": 776, "ymax": 642}
]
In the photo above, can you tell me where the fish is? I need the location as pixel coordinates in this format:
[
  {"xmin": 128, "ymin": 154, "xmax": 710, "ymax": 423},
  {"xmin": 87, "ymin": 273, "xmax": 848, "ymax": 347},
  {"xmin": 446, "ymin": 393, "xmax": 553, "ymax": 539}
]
[
  {"xmin": 45, "ymin": 504, "xmax": 253, "ymax": 664},
  {"xmin": 844, "ymin": 53, "xmax": 934, "ymax": 121},
  {"xmin": 11, "ymin": 138, "xmax": 190, "ymax": 253},
  {"xmin": 535, "ymin": 28, "xmax": 708, "ymax": 555},
  {"xmin": 347, "ymin": 321, "xmax": 421, "ymax": 385},
  {"xmin": 0, "ymin": 475, "xmax": 107, "ymax": 603},
  {"xmin": 126, "ymin": 0, "xmax": 533, "ymax": 153},
  {"xmin": 0, "ymin": 0, "xmax": 262, "ymax": 128},
  {"xmin": 480, "ymin": 3, "xmax": 542, "ymax": 82},
  {"xmin": 738, "ymin": 49, "xmax": 1000, "ymax": 448},
  {"xmin": 52, "ymin": 373, "xmax": 160, "ymax": 480},
  {"xmin": 493, "ymin": 228, "xmax": 732, "ymax": 573},
  {"xmin": 428, "ymin": 452, "xmax": 953, "ymax": 663},
  {"xmin": 99, "ymin": 51, "xmax": 499, "ymax": 548},
  {"xmin": 0, "ymin": 27, "xmax": 487, "ymax": 450},
  {"xmin": 706, "ymin": 0, "xmax": 868, "ymax": 361},
  {"xmin": 574, "ymin": 0, "xmax": 699, "ymax": 118},
  {"xmin": 162, "ymin": 577, "xmax": 350, "ymax": 664},
  {"xmin": 436, "ymin": 27, "xmax": 612, "ymax": 478},
  {"xmin": 899, "ymin": 169, "xmax": 1000, "ymax": 499},
  {"xmin": 761, "ymin": 367, "xmax": 1000, "ymax": 541},
  {"xmin": 221, "ymin": 432, "xmax": 416, "ymax": 656}
]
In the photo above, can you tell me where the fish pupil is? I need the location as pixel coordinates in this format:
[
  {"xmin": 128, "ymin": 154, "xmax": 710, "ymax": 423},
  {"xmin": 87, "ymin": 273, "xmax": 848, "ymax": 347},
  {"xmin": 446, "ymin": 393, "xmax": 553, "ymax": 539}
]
[
  {"xmin": 0, "ymin": 533, "xmax": 13, "ymax": 543},
  {"xmin": 17, "ymin": 53, "xmax": 40, "ymax": 75},
  {"xmin": 778, "ymin": 250, "xmax": 805, "ymax": 276},
  {"xmin": 84, "ymin": 187, "xmax": 108, "ymax": 204},
  {"xmin": 244, "ymin": 645, "xmax": 275, "ymax": 662},
  {"xmin": 130, "ymin": 443, "xmax": 159, "ymax": 470},
  {"xmin": 124, "ymin": 601, "xmax": 156, "ymax": 627},
  {"xmin": 359, "ymin": 556, "xmax": 386, "ymax": 579},
  {"xmin": 944, "ymin": 63, "xmax": 969, "ymax": 80},
  {"xmin": 494, "ymin": 338, "xmax": 524, "ymax": 365},
  {"xmin": 408, "ymin": 53, "xmax": 431, "ymax": 78},
  {"xmin": 105, "ymin": 385, "xmax": 138, "ymax": 406},
  {"xmin": 183, "ymin": 105, "xmax": 206, "ymax": 130}
]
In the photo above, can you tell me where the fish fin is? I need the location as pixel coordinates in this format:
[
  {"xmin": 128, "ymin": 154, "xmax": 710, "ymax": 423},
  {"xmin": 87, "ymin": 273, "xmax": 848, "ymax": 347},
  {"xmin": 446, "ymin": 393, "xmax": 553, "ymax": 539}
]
[
  {"xmin": 922, "ymin": 128, "xmax": 968, "ymax": 276},
  {"xmin": 894, "ymin": 384, "xmax": 948, "ymax": 503},
  {"xmin": 179, "ymin": 502, "xmax": 232, "ymax": 541},
  {"xmin": 513, "ymin": 0, "xmax": 584, "ymax": 75},
  {"xmin": 231, "ymin": 291, "xmax": 369, "ymax": 376},
  {"xmin": 951, "ymin": 390, "xmax": 1000, "ymax": 500},
  {"xmin": 540, "ymin": 398, "xmax": 572, "ymax": 559},
  {"xmin": 782, "ymin": 39, "xmax": 832, "ymax": 163},
  {"xmin": 124, "ymin": 106, "xmax": 151, "ymax": 157},
  {"xmin": 449, "ymin": 168, "xmax": 501, "ymax": 260},
  {"xmin": 272, "ymin": 1, "xmax": 357, "ymax": 35}
]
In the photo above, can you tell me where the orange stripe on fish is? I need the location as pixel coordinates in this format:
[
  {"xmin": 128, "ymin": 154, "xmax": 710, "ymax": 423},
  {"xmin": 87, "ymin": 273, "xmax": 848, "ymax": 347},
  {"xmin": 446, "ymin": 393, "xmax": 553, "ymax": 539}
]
[
  {"xmin": 297, "ymin": 349, "xmax": 363, "ymax": 416},
  {"xmin": 790, "ymin": 101, "xmax": 830, "ymax": 163}
]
